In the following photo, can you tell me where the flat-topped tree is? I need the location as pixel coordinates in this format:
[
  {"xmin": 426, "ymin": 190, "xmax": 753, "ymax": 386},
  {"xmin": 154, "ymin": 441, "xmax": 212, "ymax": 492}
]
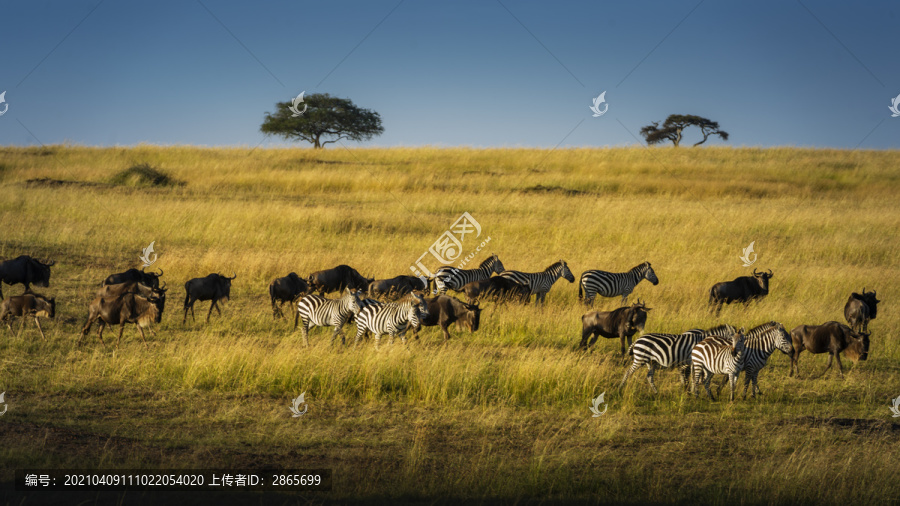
[
  {"xmin": 261, "ymin": 93, "xmax": 384, "ymax": 149},
  {"xmin": 640, "ymin": 114, "xmax": 729, "ymax": 147}
]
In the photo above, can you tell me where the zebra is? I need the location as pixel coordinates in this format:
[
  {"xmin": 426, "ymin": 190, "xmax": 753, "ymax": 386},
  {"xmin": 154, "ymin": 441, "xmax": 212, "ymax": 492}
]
[
  {"xmin": 294, "ymin": 288, "xmax": 362, "ymax": 347},
  {"xmin": 690, "ymin": 328, "xmax": 747, "ymax": 401},
  {"xmin": 578, "ymin": 262, "xmax": 659, "ymax": 306},
  {"xmin": 354, "ymin": 292, "xmax": 428, "ymax": 349},
  {"xmin": 498, "ymin": 260, "xmax": 575, "ymax": 305},
  {"xmin": 620, "ymin": 324, "xmax": 736, "ymax": 393},
  {"xmin": 705, "ymin": 321, "xmax": 793, "ymax": 399},
  {"xmin": 432, "ymin": 254, "xmax": 504, "ymax": 294}
]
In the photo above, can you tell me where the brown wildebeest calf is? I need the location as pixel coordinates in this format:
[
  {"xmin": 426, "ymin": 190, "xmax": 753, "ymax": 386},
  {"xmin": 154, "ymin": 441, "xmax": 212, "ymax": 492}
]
[
  {"xmin": 413, "ymin": 295, "xmax": 481, "ymax": 341},
  {"xmin": 580, "ymin": 300, "xmax": 651, "ymax": 354},
  {"xmin": 0, "ymin": 293, "xmax": 56, "ymax": 340},
  {"xmin": 79, "ymin": 293, "xmax": 163, "ymax": 348},
  {"xmin": 789, "ymin": 321, "xmax": 869, "ymax": 379}
]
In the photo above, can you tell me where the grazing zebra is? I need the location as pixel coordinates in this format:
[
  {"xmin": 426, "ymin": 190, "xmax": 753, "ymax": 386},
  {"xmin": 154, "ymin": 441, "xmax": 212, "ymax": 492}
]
[
  {"xmin": 690, "ymin": 328, "xmax": 747, "ymax": 401},
  {"xmin": 620, "ymin": 324, "xmax": 736, "ymax": 393},
  {"xmin": 578, "ymin": 262, "xmax": 659, "ymax": 306},
  {"xmin": 433, "ymin": 254, "xmax": 505, "ymax": 294},
  {"xmin": 294, "ymin": 289, "xmax": 362, "ymax": 347},
  {"xmin": 707, "ymin": 321, "xmax": 793, "ymax": 399},
  {"xmin": 498, "ymin": 260, "xmax": 575, "ymax": 305},
  {"xmin": 354, "ymin": 292, "xmax": 428, "ymax": 349}
]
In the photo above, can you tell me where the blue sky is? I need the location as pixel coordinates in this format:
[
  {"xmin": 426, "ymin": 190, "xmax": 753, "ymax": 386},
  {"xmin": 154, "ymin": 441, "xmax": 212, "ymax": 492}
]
[{"xmin": 2, "ymin": 0, "xmax": 898, "ymax": 149}]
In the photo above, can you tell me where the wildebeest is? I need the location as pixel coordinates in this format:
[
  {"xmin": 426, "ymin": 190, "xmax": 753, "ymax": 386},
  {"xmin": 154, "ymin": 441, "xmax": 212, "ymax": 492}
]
[
  {"xmin": 789, "ymin": 321, "xmax": 869, "ymax": 379},
  {"xmin": 708, "ymin": 268, "xmax": 773, "ymax": 316},
  {"xmin": 368, "ymin": 275, "xmax": 427, "ymax": 300},
  {"xmin": 308, "ymin": 265, "xmax": 372, "ymax": 296},
  {"xmin": 462, "ymin": 276, "xmax": 530, "ymax": 304},
  {"xmin": 183, "ymin": 272, "xmax": 236, "ymax": 324},
  {"xmin": 78, "ymin": 292, "xmax": 164, "ymax": 348},
  {"xmin": 0, "ymin": 293, "xmax": 56, "ymax": 340},
  {"xmin": 413, "ymin": 295, "xmax": 481, "ymax": 341},
  {"xmin": 269, "ymin": 273, "xmax": 309, "ymax": 319},
  {"xmin": 0, "ymin": 255, "xmax": 55, "ymax": 300},
  {"xmin": 102, "ymin": 267, "xmax": 163, "ymax": 289},
  {"xmin": 844, "ymin": 288, "xmax": 880, "ymax": 332},
  {"xmin": 579, "ymin": 300, "xmax": 651, "ymax": 354}
]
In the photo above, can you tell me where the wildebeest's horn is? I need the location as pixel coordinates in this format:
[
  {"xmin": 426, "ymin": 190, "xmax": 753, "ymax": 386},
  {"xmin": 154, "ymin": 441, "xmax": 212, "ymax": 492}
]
[
  {"xmin": 767, "ymin": 269, "xmax": 773, "ymax": 276},
  {"xmin": 159, "ymin": 280, "xmax": 167, "ymax": 290},
  {"xmin": 229, "ymin": 271, "xmax": 237, "ymax": 280},
  {"xmin": 753, "ymin": 268, "xmax": 759, "ymax": 275},
  {"xmin": 46, "ymin": 259, "xmax": 56, "ymax": 266},
  {"xmin": 156, "ymin": 268, "xmax": 164, "ymax": 277}
]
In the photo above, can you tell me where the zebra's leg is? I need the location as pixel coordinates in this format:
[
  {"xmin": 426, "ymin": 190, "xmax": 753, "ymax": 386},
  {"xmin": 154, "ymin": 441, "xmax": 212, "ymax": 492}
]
[
  {"xmin": 690, "ymin": 364, "xmax": 700, "ymax": 397},
  {"xmin": 331, "ymin": 325, "xmax": 344, "ymax": 346},
  {"xmin": 353, "ymin": 322, "xmax": 367, "ymax": 347},
  {"xmin": 374, "ymin": 332, "xmax": 383, "ymax": 351},
  {"xmin": 743, "ymin": 372, "xmax": 754, "ymax": 399},
  {"xmin": 619, "ymin": 360, "xmax": 640, "ymax": 390},
  {"xmin": 646, "ymin": 363, "xmax": 659, "ymax": 394},
  {"xmin": 300, "ymin": 322, "xmax": 310, "ymax": 347},
  {"xmin": 703, "ymin": 372, "xmax": 715, "ymax": 401}
]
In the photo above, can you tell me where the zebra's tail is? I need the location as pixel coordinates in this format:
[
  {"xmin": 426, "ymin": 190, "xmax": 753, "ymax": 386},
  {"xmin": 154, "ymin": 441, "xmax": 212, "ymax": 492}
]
[{"xmin": 626, "ymin": 341, "xmax": 637, "ymax": 356}]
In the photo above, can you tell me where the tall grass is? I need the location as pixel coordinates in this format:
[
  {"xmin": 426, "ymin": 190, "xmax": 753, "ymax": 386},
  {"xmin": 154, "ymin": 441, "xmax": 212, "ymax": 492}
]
[{"xmin": 1, "ymin": 145, "xmax": 898, "ymax": 503}]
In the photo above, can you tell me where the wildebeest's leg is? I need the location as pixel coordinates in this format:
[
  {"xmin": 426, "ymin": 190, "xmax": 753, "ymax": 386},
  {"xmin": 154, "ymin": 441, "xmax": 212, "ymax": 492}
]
[
  {"xmin": 136, "ymin": 324, "xmax": 149, "ymax": 348},
  {"xmin": 789, "ymin": 349, "xmax": 801, "ymax": 377},
  {"xmin": 206, "ymin": 301, "xmax": 217, "ymax": 323},
  {"xmin": 116, "ymin": 322, "xmax": 126, "ymax": 348},
  {"xmin": 818, "ymin": 353, "xmax": 835, "ymax": 378},
  {"xmin": 33, "ymin": 317, "xmax": 46, "ymax": 341},
  {"xmin": 834, "ymin": 352, "xmax": 845, "ymax": 379},
  {"xmin": 441, "ymin": 321, "xmax": 451, "ymax": 341}
]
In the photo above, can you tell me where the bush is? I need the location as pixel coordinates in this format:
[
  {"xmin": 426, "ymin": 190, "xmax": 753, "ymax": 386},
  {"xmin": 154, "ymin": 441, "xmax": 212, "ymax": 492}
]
[{"xmin": 110, "ymin": 163, "xmax": 182, "ymax": 187}]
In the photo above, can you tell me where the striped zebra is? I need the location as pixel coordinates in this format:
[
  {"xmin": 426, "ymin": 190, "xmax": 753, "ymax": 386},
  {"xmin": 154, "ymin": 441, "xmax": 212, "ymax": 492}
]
[
  {"xmin": 620, "ymin": 324, "xmax": 736, "ymax": 393},
  {"xmin": 705, "ymin": 321, "xmax": 793, "ymax": 399},
  {"xmin": 498, "ymin": 260, "xmax": 575, "ymax": 305},
  {"xmin": 294, "ymin": 288, "xmax": 362, "ymax": 347},
  {"xmin": 433, "ymin": 254, "xmax": 504, "ymax": 294},
  {"xmin": 690, "ymin": 328, "xmax": 747, "ymax": 401},
  {"xmin": 578, "ymin": 262, "xmax": 659, "ymax": 306},
  {"xmin": 354, "ymin": 292, "xmax": 428, "ymax": 349}
]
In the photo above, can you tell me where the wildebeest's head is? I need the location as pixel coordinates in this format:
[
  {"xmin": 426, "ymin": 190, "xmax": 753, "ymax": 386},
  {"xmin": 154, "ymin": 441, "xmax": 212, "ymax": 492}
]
[
  {"xmin": 558, "ymin": 260, "xmax": 575, "ymax": 283},
  {"xmin": 32, "ymin": 258, "xmax": 55, "ymax": 287},
  {"xmin": 35, "ymin": 296, "xmax": 56, "ymax": 318},
  {"xmin": 752, "ymin": 268, "xmax": 773, "ymax": 290},
  {"xmin": 843, "ymin": 329, "xmax": 870, "ymax": 362},
  {"xmin": 220, "ymin": 272, "xmax": 236, "ymax": 300},
  {"xmin": 628, "ymin": 299, "xmax": 651, "ymax": 334},
  {"xmin": 643, "ymin": 262, "xmax": 660, "ymax": 286},
  {"xmin": 460, "ymin": 301, "xmax": 481, "ymax": 333}
]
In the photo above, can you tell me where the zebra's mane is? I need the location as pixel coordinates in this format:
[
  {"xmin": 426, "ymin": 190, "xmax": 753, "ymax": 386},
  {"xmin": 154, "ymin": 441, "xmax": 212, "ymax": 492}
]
[
  {"xmin": 478, "ymin": 255, "xmax": 498, "ymax": 269},
  {"xmin": 704, "ymin": 324, "xmax": 737, "ymax": 337},
  {"xmin": 631, "ymin": 262, "xmax": 650, "ymax": 272},
  {"xmin": 746, "ymin": 321, "xmax": 782, "ymax": 339},
  {"xmin": 544, "ymin": 260, "xmax": 566, "ymax": 272}
]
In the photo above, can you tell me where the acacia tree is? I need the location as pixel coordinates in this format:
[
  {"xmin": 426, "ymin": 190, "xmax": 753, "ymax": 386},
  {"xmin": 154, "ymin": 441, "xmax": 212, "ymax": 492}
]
[
  {"xmin": 639, "ymin": 114, "xmax": 729, "ymax": 147},
  {"xmin": 260, "ymin": 93, "xmax": 384, "ymax": 149}
]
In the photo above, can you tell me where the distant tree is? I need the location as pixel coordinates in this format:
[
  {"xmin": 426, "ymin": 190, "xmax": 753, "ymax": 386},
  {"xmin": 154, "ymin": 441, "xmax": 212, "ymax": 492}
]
[
  {"xmin": 639, "ymin": 114, "xmax": 729, "ymax": 147},
  {"xmin": 260, "ymin": 93, "xmax": 384, "ymax": 149}
]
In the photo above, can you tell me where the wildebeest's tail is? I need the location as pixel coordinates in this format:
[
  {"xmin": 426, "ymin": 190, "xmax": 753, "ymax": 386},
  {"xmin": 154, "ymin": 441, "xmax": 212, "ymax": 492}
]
[
  {"xmin": 183, "ymin": 285, "xmax": 191, "ymax": 310},
  {"xmin": 578, "ymin": 280, "xmax": 583, "ymax": 300}
]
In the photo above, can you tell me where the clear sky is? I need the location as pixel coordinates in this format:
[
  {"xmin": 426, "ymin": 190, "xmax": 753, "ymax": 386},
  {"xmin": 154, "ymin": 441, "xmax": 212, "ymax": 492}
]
[{"xmin": 2, "ymin": 0, "xmax": 898, "ymax": 149}]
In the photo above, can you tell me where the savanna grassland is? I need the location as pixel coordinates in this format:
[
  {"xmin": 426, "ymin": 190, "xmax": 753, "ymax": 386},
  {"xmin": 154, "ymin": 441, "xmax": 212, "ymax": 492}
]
[{"xmin": 1, "ymin": 145, "xmax": 899, "ymax": 505}]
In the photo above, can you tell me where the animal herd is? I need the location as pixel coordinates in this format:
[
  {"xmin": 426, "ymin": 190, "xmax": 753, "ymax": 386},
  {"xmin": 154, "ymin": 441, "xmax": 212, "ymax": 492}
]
[{"xmin": 0, "ymin": 253, "xmax": 883, "ymax": 400}]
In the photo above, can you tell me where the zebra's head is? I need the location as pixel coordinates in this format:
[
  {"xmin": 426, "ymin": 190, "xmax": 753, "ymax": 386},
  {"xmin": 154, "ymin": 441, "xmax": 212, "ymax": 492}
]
[
  {"xmin": 406, "ymin": 292, "xmax": 427, "ymax": 327},
  {"xmin": 487, "ymin": 254, "xmax": 505, "ymax": 274},
  {"xmin": 642, "ymin": 262, "xmax": 659, "ymax": 286},
  {"xmin": 556, "ymin": 260, "xmax": 575, "ymax": 283},
  {"xmin": 731, "ymin": 327, "xmax": 746, "ymax": 356},
  {"xmin": 343, "ymin": 288, "xmax": 362, "ymax": 314},
  {"xmin": 771, "ymin": 323, "xmax": 793, "ymax": 355}
]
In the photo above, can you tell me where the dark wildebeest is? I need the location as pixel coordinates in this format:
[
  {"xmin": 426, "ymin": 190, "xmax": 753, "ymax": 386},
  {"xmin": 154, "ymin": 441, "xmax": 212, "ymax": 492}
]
[
  {"xmin": 183, "ymin": 272, "xmax": 236, "ymax": 324},
  {"xmin": 78, "ymin": 293, "xmax": 164, "ymax": 348},
  {"xmin": 102, "ymin": 267, "xmax": 164, "ymax": 289},
  {"xmin": 269, "ymin": 273, "xmax": 309, "ymax": 319},
  {"xmin": 412, "ymin": 295, "xmax": 481, "ymax": 341},
  {"xmin": 844, "ymin": 288, "xmax": 880, "ymax": 332},
  {"xmin": 789, "ymin": 321, "xmax": 869, "ymax": 379},
  {"xmin": 0, "ymin": 255, "xmax": 55, "ymax": 300},
  {"xmin": 0, "ymin": 293, "xmax": 56, "ymax": 340},
  {"xmin": 462, "ymin": 276, "xmax": 530, "ymax": 304},
  {"xmin": 308, "ymin": 265, "xmax": 372, "ymax": 296},
  {"xmin": 708, "ymin": 268, "xmax": 773, "ymax": 316},
  {"xmin": 579, "ymin": 300, "xmax": 651, "ymax": 355},
  {"xmin": 368, "ymin": 275, "xmax": 427, "ymax": 300}
]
